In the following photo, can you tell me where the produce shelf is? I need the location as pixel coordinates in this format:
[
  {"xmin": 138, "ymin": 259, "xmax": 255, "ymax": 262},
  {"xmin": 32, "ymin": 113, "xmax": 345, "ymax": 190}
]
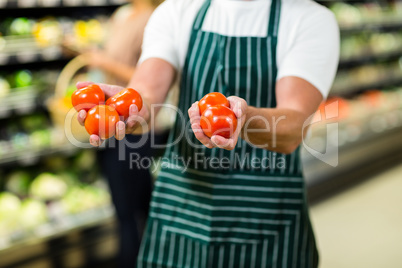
[
  {"xmin": 340, "ymin": 21, "xmax": 402, "ymax": 35},
  {"xmin": 0, "ymin": 141, "xmax": 80, "ymax": 167},
  {"xmin": 0, "ymin": 0, "xmax": 124, "ymax": 8},
  {"xmin": 0, "ymin": 46, "xmax": 69, "ymax": 67},
  {"xmin": 0, "ymin": 87, "xmax": 40, "ymax": 119},
  {"xmin": 338, "ymin": 49, "xmax": 402, "ymax": 69},
  {"xmin": 0, "ymin": 205, "xmax": 114, "ymax": 262},
  {"xmin": 304, "ymin": 124, "xmax": 402, "ymax": 203},
  {"xmin": 330, "ymin": 76, "xmax": 402, "ymax": 97},
  {"xmin": 302, "ymin": 102, "xmax": 402, "ymax": 202}
]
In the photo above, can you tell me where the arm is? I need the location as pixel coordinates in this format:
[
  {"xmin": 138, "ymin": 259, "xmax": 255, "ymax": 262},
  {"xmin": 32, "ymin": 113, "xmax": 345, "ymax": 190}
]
[
  {"xmin": 76, "ymin": 57, "xmax": 176, "ymax": 146},
  {"xmin": 240, "ymin": 76, "xmax": 323, "ymax": 154},
  {"xmin": 188, "ymin": 77, "xmax": 323, "ymax": 154},
  {"xmin": 125, "ymin": 57, "xmax": 176, "ymax": 134}
]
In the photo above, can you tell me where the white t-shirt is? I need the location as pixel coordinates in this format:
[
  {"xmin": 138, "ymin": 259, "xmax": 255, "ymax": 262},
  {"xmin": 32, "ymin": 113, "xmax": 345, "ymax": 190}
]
[{"xmin": 139, "ymin": 0, "xmax": 340, "ymax": 98}]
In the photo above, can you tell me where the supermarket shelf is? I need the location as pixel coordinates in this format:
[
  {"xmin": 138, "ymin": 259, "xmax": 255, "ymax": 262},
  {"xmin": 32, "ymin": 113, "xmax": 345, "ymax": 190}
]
[
  {"xmin": 338, "ymin": 49, "xmax": 402, "ymax": 69},
  {"xmin": 0, "ymin": 0, "xmax": 124, "ymax": 8},
  {"xmin": 0, "ymin": 87, "xmax": 40, "ymax": 119},
  {"xmin": 0, "ymin": 46, "xmax": 70, "ymax": 67},
  {"xmin": 0, "ymin": 205, "xmax": 114, "ymax": 257},
  {"xmin": 303, "ymin": 109, "xmax": 402, "ymax": 203},
  {"xmin": 0, "ymin": 141, "xmax": 80, "ymax": 166},
  {"xmin": 330, "ymin": 76, "xmax": 402, "ymax": 97},
  {"xmin": 340, "ymin": 21, "xmax": 402, "ymax": 35}
]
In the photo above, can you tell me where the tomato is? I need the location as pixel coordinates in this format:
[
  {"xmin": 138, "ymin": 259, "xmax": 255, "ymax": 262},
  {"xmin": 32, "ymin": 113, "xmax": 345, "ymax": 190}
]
[
  {"xmin": 85, "ymin": 105, "xmax": 120, "ymax": 139},
  {"xmin": 71, "ymin": 84, "xmax": 105, "ymax": 112},
  {"xmin": 198, "ymin": 92, "xmax": 230, "ymax": 115},
  {"xmin": 106, "ymin": 88, "xmax": 143, "ymax": 120},
  {"xmin": 200, "ymin": 105, "xmax": 237, "ymax": 139}
]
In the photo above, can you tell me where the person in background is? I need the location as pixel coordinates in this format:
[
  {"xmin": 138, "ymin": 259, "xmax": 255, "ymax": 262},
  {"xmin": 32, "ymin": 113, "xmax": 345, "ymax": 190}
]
[{"xmin": 78, "ymin": 0, "xmax": 165, "ymax": 266}]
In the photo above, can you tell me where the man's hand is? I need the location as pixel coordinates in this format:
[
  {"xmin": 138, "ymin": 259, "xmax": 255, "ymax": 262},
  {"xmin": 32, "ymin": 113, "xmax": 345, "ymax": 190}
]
[
  {"xmin": 75, "ymin": 81, "xmax": 149, "ymax": 147},
  {"xmin": 188, "ymin": 96, "xmax": 247, "ymax": 150}
]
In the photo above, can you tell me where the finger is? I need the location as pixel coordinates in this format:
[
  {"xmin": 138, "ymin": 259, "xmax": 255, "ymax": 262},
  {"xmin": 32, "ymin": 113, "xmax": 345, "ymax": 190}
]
[
  {"xmin": 77, "ymin": 110, "xmax": 87, "ymax": 126},
  {"xmin": 188, "ymin": 102, "xmax": 201, "ymax": 125},
  {"xmin": 97, "ymin": 83, "xmax": 124, "ymax": 99},
  {"xmin": 89, "ymin": 134, "xmax": 103, "ymax": 147},
  {"xmin": 211, "ymin": 135, "xmax": 236, "ymax": 150},
  {"xmin": 128, "ymin": 104, "xmax": 139, "ymax": 117},
  {"xmin": 191, "ymin": 123, "xmax": 215, "ymax": 149},
  {"xmin": 76, "ymin": 81, "xmax": 94, "ymax": 89},
  {"xmin": 125, "ymin": 104, "xmax": 140, "ymax": 134},
  {"xmin": 227, "ymin": 96, "xmax": 244, "ymax": 119},
  {"xmin": 115, "ymin": 121, "xmax": 126, "ymax": 140}
]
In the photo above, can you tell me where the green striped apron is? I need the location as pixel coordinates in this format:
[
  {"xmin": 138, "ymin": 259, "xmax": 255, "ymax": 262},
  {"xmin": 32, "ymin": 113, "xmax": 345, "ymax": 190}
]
[{"xmin": 138, "ymin": 0, "xmax": 319, "ymax": 267}]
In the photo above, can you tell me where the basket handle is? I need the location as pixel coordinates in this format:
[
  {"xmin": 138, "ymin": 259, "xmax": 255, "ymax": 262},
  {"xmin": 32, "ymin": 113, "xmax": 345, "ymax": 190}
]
[{"xmin": 54, "ymin": 55, "xmax": 89, "ymax": 98}]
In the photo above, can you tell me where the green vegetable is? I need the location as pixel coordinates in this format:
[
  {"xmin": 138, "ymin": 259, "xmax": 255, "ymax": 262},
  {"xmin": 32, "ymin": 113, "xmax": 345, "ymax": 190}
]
[
  {"xmin": 5, "ymin": 171, "xmax": 31, "ymax": 196},
  {"xmin": 30, "ymin": 173, "xmax": 68, "ymax": 200},
  {"xmin": 9, "ymin": 17, "xmax": 32, "ymax": 36},
  {"xmin": 14, "ymin": 70, "xmax": 32, "ymax": 88},
  {"xmin": 30, "ymin": 129, "xmax": 51, "ymax": 147},
  {"xmin": 19, "ymin": 198, "xmax": 48, "ymax": 229},
  {"xmin": 0, "ymin": 192, "xmax": 21, "ymax": 235},
  {"xmin": 0, "ymin": 77, "xmax": 10, "ymax": 98}
]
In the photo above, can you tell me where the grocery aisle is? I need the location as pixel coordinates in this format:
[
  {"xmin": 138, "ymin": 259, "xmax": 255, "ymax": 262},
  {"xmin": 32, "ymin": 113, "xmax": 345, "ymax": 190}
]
[
  {"xmin": 1, "ymin": 0, "xmax": 402, "ymax": 267},
  {"xmin": 310, "ymin": 164, "xmax": 402, "ymax": 268}
]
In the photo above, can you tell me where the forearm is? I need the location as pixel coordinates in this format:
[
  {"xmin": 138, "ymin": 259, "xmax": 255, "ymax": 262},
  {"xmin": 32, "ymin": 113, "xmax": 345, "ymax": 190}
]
[
  {"xmin": 241, "ymin": 106, "xmax": 310, "ymax": 154},
  {"xmin": 126, "ymin": 58, "xmax": 176, "ymax": 134}
]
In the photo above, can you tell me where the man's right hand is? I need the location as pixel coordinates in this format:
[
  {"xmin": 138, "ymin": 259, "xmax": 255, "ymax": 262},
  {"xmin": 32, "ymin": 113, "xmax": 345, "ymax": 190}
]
[{"xmin": 75, "ymin": 81, "xmax": 149, "ymax": 147}]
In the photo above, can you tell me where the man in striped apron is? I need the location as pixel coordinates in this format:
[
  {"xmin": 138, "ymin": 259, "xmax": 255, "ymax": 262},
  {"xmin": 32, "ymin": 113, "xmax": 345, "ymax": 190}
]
[
  {"xmin": 77, "ymin": 0, "xmax": 339, "ymax": 266},
  {"xmin": 134, "ymin": 0, "xmax": 338, "ymax": 267}
]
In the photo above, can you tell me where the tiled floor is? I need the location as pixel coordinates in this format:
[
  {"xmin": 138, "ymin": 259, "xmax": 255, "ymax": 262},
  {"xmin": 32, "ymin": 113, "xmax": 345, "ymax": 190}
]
[{"xmin": 310, "ymin": 164, "xmax": 402, "ymax": 268}]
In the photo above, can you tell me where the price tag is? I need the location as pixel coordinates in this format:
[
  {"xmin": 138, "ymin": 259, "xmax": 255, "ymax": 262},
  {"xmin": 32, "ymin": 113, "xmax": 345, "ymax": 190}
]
[{"xmin": 18, "ymin": 0, "xmax": 36, "ymax": 7}]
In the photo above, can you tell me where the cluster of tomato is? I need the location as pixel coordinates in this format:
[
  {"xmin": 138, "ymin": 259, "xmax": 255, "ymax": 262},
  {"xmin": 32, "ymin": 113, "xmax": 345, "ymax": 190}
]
[
  {"xmin": 198, "ymin": 92, "xmax": 237, "ymax": 139},
  {"xmin": 72, "ymin": 86, "xmax": 237, "ymax": 140},
  {"xmin": 71, "ymin": 85, "xmax": 143, "ymax": 139}
]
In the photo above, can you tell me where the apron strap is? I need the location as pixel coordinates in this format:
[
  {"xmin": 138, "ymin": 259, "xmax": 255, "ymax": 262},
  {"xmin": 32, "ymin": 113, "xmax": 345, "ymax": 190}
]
[
  {"xmin": 193, "ymin": 0, "xmax": 211, "ymax": 30},
  {"xmin": 268, "ymin": 0, "xmax": 281, "ymax": 37},
  {"xmin": 194, "ymin": 0, "xmax": 281, "ymax": 37}
]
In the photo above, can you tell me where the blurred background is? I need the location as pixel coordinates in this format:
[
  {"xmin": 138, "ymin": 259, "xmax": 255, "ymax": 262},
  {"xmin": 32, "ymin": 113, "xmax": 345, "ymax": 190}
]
[{"xmin": 0, "ymin": 0, "xmax": 401, "ymax": 267}]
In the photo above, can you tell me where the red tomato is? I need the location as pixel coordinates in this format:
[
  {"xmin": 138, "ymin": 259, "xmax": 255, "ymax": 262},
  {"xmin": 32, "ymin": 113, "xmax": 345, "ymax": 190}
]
[
  {"xmin": 200, "ymin": 106, "xmax": 238, "ymax": 139},
  {"xmin": 71, "ymin": 84, "xmax": 105, "ymax": 112},
  {"xmin": 106, "ymin": 88, "xmax": 143, "ymax": 120},
  {"xmin": 85, "ymin": 105, "xmax": 120, "ymax": 140},
  {"xmin": 198, "ymin": 92, "xmax": 230, "ymax": 115}
]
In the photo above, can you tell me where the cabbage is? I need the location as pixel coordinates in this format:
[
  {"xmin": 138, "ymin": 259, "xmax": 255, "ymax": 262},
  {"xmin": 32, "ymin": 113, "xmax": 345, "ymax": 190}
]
[
  {"xmin": 29, "ymin": 173, "xmax": 68, "ymax": 200},
  {"xmin": 19, "ymin": 198, "xmax": 48, "ymax": 229}
]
